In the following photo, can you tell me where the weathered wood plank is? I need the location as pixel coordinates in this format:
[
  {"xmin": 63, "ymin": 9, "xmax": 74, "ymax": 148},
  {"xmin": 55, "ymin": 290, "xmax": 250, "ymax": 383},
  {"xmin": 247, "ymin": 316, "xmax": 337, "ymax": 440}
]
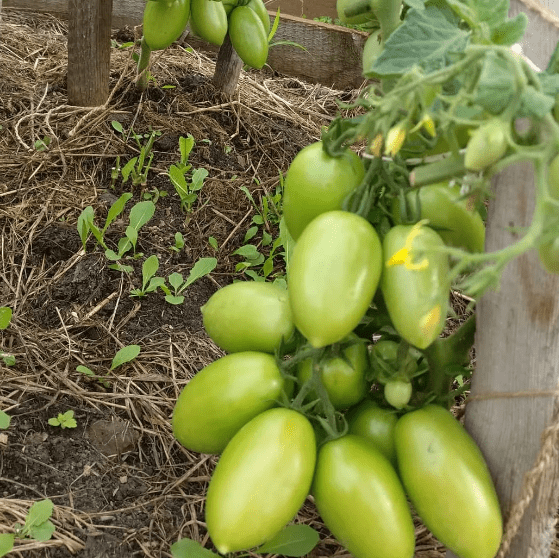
[
  {"xmin": 3, "ymin": 0, "xmax": 367, "ymax": 89},
  {"xmin": 264, "ymin": 0, "xmax": 337, "ymax": 20}
]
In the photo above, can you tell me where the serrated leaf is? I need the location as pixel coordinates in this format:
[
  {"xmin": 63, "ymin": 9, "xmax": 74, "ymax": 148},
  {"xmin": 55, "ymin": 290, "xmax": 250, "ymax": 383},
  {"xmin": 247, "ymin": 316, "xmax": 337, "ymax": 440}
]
[
  {"xmin": 25, "ymin": 500, "xmax": 54, "ymax": 529},
  {"xmin": 142, "ymin": 255, "xmax": 160, "ymax": 289},
  {"xmin": 168, "ymin": 272, "xmax": 184, "ymax": 291},
  {"xmin": 490, "ymin": 13, "xmax": 527, "ymax": 46},
  {"xmin": 103, "ymin": 192, "xmax": 133, "ymax": 233},
  {"xmin": 77, "ymin": 206, "xmax": 94, "ymax": 250},
  {"xmin": 181, "ymin": 257, "xmax": 217, "ymax": 291},
  {"xmin": 0, "ymin": 411, "xmax": 11, "ymax": 430},
  {"xmin": 0, "ymin": 533, "xmax": 15, "ymax": 557},
  {"xmin": 171, "ymin": 537, "xmax": 219, "ymax": 558},
  {"xmin": 475, "ymin": 51, "xmax": 515, "ymax": 114},
  {"xmin": 520, "ymin": 86, "xmax": 555, "ymax": 118},
  {"xmin": 28, "ymin": 520, "xmax": 55, "ymax": 542},
  {"xmin": 256, "ymin": 525, "xmax": 320, "ymax": 556},
  {"xmin": 371, "ymin": 6, "xmax": 470, "ymax": 77},
  {"xmin": 0, "ymin": 307, "xmax": 12, "ymax": 330},
  {"xmin": 111, "ymin": 344, "xmax": 141, "ymax": 370}
]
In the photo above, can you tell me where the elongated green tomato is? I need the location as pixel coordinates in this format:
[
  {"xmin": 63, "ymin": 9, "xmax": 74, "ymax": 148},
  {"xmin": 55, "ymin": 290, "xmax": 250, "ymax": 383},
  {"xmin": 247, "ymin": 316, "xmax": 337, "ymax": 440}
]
[
  {"xmin": 283, "ymin": 142, "xmax": 365, "ymax": 240},
  {"xmin": 222, "ymin": 0, "xmax": 237, "ymax": 16},
  {"xmin": 464, "ymin": 119, "xmax": 509, "ymax": 171},
  {"xmin": 381, "ymin": 223, "xmax": 449, "ymax": 349},
  {"xmin": 297, "ymin": 335, "xmax": 369, "ymax": 409},
  {"xmin": 172, "ymin": 352, "xmax": 291, "ymax": 454},
  {"xmin": 205, "ymin": 408, "xmax": 316, "ymax": 554},
  {"xmin": 362, "ymin": 29, "xmax": 383, "ymax": 77},
  {"xmin": 201, "ymin": 282, "xmax": 294, "ymax": 353},
  {"xmin": 312, "ymin": 435, "xmax": 415, "ymax": 558},
  {"xmin": 395, "ymin": 405, "xmax": 502, "ymax": 558},
  {"xmin": 143, "ymin": 0, "xmax": 191, "ymax": 51},
  {"xmin": 539, "ymin": 153, "xmax": 559, "ymax": 274},
  {"xmin": 189, "ymin": 0, "xmax": 227, "ymax": 45},
  {"xmin": 246, "ymin": 0, "xmax": 270, "ymax": 35},
  {"xmin": 346, "ymin": 399, "xmax": 398, "ymax": 464},
  {"xmin": 392, "ymin": 182, "xmax": 485, "ymax": 253},
  {"xmin": 228, "ymin": 6, "xmax": 269, "ymax": 69},
  {"xmin": 337, "ymin": 0, "xmax": 378, "ymax": 24},
  {"xmin": 288, "ymin": 211, "xmax": 382, "ymax": 348}
]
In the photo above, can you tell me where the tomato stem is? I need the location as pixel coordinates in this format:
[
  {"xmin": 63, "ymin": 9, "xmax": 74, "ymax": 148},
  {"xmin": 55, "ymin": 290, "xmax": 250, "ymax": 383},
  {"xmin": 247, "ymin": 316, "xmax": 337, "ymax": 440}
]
[{"xmin": 136, "ymin": 37, "xmax": 152, "ymax": 92}]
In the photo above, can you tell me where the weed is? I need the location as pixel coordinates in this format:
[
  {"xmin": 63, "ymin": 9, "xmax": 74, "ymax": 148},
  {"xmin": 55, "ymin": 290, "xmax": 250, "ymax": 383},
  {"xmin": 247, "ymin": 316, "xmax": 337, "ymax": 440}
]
[
  {"xmin": 48, "ymin": 410, "xmax": 77, "ymax": 429},
  {"xmin": 77, "ymin": 344, "xmax": 141, "ymax": 388}
]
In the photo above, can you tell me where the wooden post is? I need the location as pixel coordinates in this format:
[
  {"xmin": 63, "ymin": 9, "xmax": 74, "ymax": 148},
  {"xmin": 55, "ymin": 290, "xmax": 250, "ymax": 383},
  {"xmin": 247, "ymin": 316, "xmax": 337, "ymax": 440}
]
[
  {"xmin": 67, "ymin": 0, "xmax": 113, "ymax": 106},
  {"xmin": 212, "ymin": 34, "xmax": 244, "ymax": 97}
]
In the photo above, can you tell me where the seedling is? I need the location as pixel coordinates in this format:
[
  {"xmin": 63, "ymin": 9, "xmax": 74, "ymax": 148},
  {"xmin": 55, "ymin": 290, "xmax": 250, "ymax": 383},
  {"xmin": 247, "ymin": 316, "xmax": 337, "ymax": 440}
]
[
  {"xmin": 130, "ymin": 255, "xmax": 166, "ymax": 297},
  {"xmin": 0, "ymin": 499, "xmax": 56, "ymax": 557},
  {"xmin": 142, "ymin": 186, "xmax": 168, "ymax": 202},
  {"xmin": 48, "ymin": 410, "xmax": 77, "ymax": 429},
  {"xmin": 208, "ymin": 236, "xmax": 218, "ymax": 250},
  {"xmin": 170, "ymin": 232, "xmax": 185, "ymax": 253},
  {"xmin": 34, "ymin": 136, "xmax": 51, "ymax": 152},
  {"xmin": 168, "ymin": 135, "xmax": 209, "ymax": 212},
  {"xmin": 0, "ymin": 412, "xmax": 10, "ymax": 430},
  {"xmin": 77, "ymin": 344, "xmax": 141, "ymax": 388},
  {"xmin": 0, "ymin": 307, "xmax": 15, "ymax": 366},
  {"xmin": 161, "ymin": 258, "xmax": 217, "ymax": 304}
]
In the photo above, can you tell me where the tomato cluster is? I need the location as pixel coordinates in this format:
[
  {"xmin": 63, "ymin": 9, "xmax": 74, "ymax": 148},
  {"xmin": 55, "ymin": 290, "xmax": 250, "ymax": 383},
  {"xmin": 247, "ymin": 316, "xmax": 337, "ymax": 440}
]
[{"xmin": 171, "ymin": 139, "xmax": 502, "ymax": 558}]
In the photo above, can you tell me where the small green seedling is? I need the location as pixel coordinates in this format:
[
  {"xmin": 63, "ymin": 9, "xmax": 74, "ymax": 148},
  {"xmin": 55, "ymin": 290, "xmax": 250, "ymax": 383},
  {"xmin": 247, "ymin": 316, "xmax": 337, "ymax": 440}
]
[
  {"xmin": 130, "ymin": 255, "xmax": 166, "ymax": 297},
  {"xmin": 48, "ymin": 410, "xmax": 77, "ymax": 429},
  {"xmin": 77, "ymin": 344, "xmax": 141, "ymax": 387},
  {"xmin": 170, "ymin": 524, "xmax": 319, "ymax": 558},
  {"xmin": 208, "ymin": 236, "xmax": 218, "ymax": 250},
  {"xmin": 161, "ymin": 257, "xmax": 217, "ymax": 305},
  {"xmin": 0, "ymin": 306, "xmax": 15, "ymax": 366},
  {"xmin": 170, "ymin": 232, "xmax": 185, "ymax": 253},
  {"xmin": 34, "ymin": 136, "xmax": 51, "ymax": 152},
  {"xmin": 0, "ymin": 411, "xmax": 11, "ymax": 430},
  {"xmin": 0, "ymin": 499, "xmax": 56, "ymax": 557},
  {"xmin": 142, "ymin": 186, "xmax": 168, "ymax": 202}
]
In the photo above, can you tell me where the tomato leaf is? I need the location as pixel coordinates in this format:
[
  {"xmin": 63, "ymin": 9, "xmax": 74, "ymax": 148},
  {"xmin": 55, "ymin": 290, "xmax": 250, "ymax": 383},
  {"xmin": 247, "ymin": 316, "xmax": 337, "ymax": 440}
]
[
  {"xmin": 474, "ymin": 51, "xmax": 514, "ymax": 115},
  {"xmin": 170, "ymin": 537, "xmax": 218, "ymax": 558},
  {"xmin": 256, "ymin": 524, "xmax": 320, "ymax": 556}
]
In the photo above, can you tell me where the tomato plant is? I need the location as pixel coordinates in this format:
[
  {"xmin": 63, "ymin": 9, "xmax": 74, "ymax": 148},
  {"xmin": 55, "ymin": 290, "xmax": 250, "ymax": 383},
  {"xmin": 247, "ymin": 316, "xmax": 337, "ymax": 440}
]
[
  {"xmin": 383, "ymin": 379, "xmax": 412, "ymax": 409},
  {"xmin": 282, "ymin": 142, "xmax": 365, "ymax": 241},
  {"xmin": 288, "ymin": 210, "xmax": 382, "ymax": 348},
  {"xmin": 172, "ymin": 352, "xmax": 291, "ymax": 454},
  {"xmin": 312, "ymin": 435, "xmax": 415, "ymax": 558},
  {"xmin": 205, "ymin": 408, "xmax": 316, "ymax": 554},
  {"xmin": 464, "ymin": 119, "xmax": 509, "ymax": 172},
  {"xmin": 395, "ymin": 405, "xmax": 502, "ymax": 558},
  {"xmin": 201, "ymin": 281, "xmax": 294, "ymax": 353},
  {"xmin": 228, "ymin": 6, "xmax": 269, "ymax": 69},
  {"xmin": 539, "ymin": 153, "xmax": 559, "ymax": 273},
  {"xmin": 142, "ymin": 0, "xmax": 191, "ymax": 51}
]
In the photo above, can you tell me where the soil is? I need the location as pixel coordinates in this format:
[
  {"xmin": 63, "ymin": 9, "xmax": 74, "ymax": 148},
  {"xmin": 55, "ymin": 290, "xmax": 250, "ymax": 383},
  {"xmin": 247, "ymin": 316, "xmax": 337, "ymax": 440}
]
[{"xmin": 0, "ymin": 8, "xmax": 450, "ymax": 558}]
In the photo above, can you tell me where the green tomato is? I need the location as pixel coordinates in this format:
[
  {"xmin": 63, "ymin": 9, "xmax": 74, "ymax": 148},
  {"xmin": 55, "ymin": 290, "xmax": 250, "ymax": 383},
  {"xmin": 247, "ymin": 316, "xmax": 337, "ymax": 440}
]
[
  {"xmin": 336, "ymin": 0, "xmax": 378, "ymax": 24},
  {"xmin": 381, "ymin": 223, "xmax": 449, "ymax": 349},
  {"xmin": 245, "ymin": 0, "xmax": 270, "ymax": 35},
  {"xmin": 346, "ymin": 399, "xmax": 398, "ymax": 464},
  {"xmin": 464, "ymin": 119, "xmax": 509, "ymax": 172},
  {"xmin": 312, "ymin": 435, "xmax": 415, "ymax": 558},
  {"xmin": 143, "ymin": 0, "xmax": 191, "ymax": 51},
  {"xmin": 392, "ymin": 182, "xmax": 485, "ymax": 253},
  {"xmin": 229, "ymin": 6, "xmax": 269, "ymax": 69},
  {"xmin": 288, "ymin": 210, "xmax": 382, "ymax": 348},
  {"xmin": 395, "ymin": 405, "xmax": 502, "ymax": 558},
  {"xmin": 282, "ymin": 142, "xmax": 365, "ymax": 241},
  {"xmin": 384, "ymin": 379, "xmax": 412, "ymax": 409},
  {"xmin": 172, "ymin": 352, "xmax": 291, "ymax": 454},
  {"xmin": 222, "ymin": 0, "xmax": 237, "ymax": 15},
  {"xmin": 539, "ymin": 153, "xmax": 559, "ymax": 274},
  {"xmin": 201, "ymin": 281, "xmax": 294, "ymax": 354},
  {"xmin": 362, "ymin": 29, "xmax": 383, "ymax": 77},
  {"xmin": 205, "ymin": 408, "xmax": 316, "ymax": 554},
  {"xmin": 297, "ymin": 336, "xmax": 369, "ymax": 410},
  {"xmin": 189, "ymin": 0, "xmax": 228, "ymax": 46}
]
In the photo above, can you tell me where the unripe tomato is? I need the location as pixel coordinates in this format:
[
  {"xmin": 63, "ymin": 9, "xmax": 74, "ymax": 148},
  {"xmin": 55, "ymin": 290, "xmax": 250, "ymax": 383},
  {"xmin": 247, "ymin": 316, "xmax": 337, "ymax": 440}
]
[
  {"xmin": 246, "ymin": 0, "xmax": 270, "ymax": 35},
  {"xmin": 336, "ymin": 0, "xmax": 378, "ymax": 24},
  {"xmin": 288, "ymin": 211, "xmax": 383, "ymax": 348},
  {"xmin": 395, "ymin": 405, "xmax": 502, "ymax": 558},
  {"xmin": 539, "ymin": 153, "xmax": 559, "ymax": 274},
  {"xmin": 229, "ymin": 6, "xmax": 269, "ymax": 69},
  {"xmin": 464, "ymin": 119, "xmax": 509, "ymax": 171},
  {"xmin": 172, "ymin": 352, "xmax": 291, "ymax": 454},
  {"xmin": 201, "ymin": 281, "xmax": 294, "ymax": 353},
  {"xmin": 384, "ymin": 379, "xmax": 412, "ymax": 409},
  {"xmin": 205, "ymin": 408, "xmax": 316, "ymax": 554},
  {"xmin": 296, "ymin": 335, "xmax": 369, "ymax": 409},
  {"xmin": 362, "ymin": 29, "xmax": 383, "ymax": 77},
  {"xmin": 189, "ymin": 0, "xmax": 227, "ymax": 46},
  {"xmin": 392, "ymin": 182, "xmax": 485, "ymax": 253},
  {"xmin": 283, "ymin": 142, "xmax": 365, "ymax": 241},
  {"xmin": 346, "ymin": 399, "xmax": 398, "ymax": 464},
  {"xmin": 312, "ymin": 435, "xmax": 415, "ymax": 558},
  {"xmin": 381, "ymin": 223, "xmax": 449, "ymax": 349},
  {"xmin": 143, "ymin": 0, "xmax": 191, "ymax": 51}
]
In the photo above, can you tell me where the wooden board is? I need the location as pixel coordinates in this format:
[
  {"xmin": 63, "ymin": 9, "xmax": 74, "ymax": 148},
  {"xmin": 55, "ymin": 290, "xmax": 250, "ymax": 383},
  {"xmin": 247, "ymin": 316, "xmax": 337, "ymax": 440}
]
[
  {"xmin": 2, "ymin": 0, "xmax": 367, "ymax": 89},
  {"xmin": 264, "ymin": 0, "xmax": 338, "ymax": 20}
]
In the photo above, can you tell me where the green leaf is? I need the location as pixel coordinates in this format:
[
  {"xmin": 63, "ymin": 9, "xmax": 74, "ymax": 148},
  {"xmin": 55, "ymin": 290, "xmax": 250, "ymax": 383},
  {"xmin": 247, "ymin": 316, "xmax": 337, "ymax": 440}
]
[
  {"xmin": 111, "ymin": 120, "xmax": 124, "ymax": 134},
  {"xmin": 404, "ymin": 0, "xmax": 426, "ymax": 9},
  {"xmin": 169, "ymin": 164, "xmax": 189, "ymax": 200},
  {"xmin": 474, "ymin": 51, "xmax": 515, "ymax": 114},
  {"xmin": 179, "ymin": 135, "xmax": 195, "ymax": 165},
  {"xmin": 244, "ymin": 270, "xmax": 265, "ymax": 281},
  {"xmin": 77, "ymin": 206, "xmax": 94, "ymax": 250},
  {"xmin": 256, "ymin": 525, "xmax": 320, "ymax": 556},
  {"xmin": 0, "ymin": 411, "xmax": 11, "ymax": 430},
  {"xmin": 208, "ymin": 236, "xmax": 219, "ymax": 250},
  {"xmin": 232, "ymin": 244, "xmax": 262, "ymax": 260},
  {"xmin": 171, "ymin": 537, "xmax": 219, "ymax": 558},
  {"xmin": 490, "ymin": 13, "xmax": 528, "ymax": 46},
  {"xmin": 174, "ymin": 232, "xmax": 185, "ymax": 248},
  {"xmin": 262, "ymin": 231, "xmax": 273, "ymax": 247},
  {"xmin": 371, "ymin": 6, "xmax": 470, "ymax": 77},
  {"xmin": 190, "ymin": 167, "xmax": 208, "ymax": 192},
  {"xmin": 111, "ymin": 344, "xmax": 141, "ymax": 370},
  {"xmin": 76, "ymin": 365, "xmax": 95, "ymax": 377},
  {"xmin": 48, "ymin": 417, "xmax": 61, "ymax": 427},
  {"xmin": 520, "ymin": 86, "xmax": 555, "ymax": 118},
  {"xmin": 0, "ymin": 533, "xmax": 15, "ymax": 557},
  {"xmin": 252, "ymin": 214, "xmax": 264, "ymax": 225},
  {"xmin": 268, "ymin": 7, "xmax": 281, "ymax": 42},
  {"xmin": 125, "ymin": 225, "xmax": 138, "ymax": 252},
  {"xmin": 0, "ymin": 307, "xmax": 12, "ymax": 330},
  {"xmin": 120, "ymin": 201, "xmax": 155, "ymax": 254},
  {"xmin": 262, "ymin": 257, "xmax": 274, "ymax": 277},
  {"xmin": 444, "ymin": 0, "xmax": 509, "ymax": 32},
  {"xmin": 105, "ymin": 249, "xmax": 121, "ymax": 261},
  {"xmin": 142, "ymin": 255, "xmax": 160, "ymax": 289},
  {"xmin": 180, "ymin": 257, "xmax": 217, "ymax": 291},
  {"xmin": 1, "ymin": 354, "xmax": 15, "ymax": 366},
  {"xmin": 145, "ymin": 277, "xmax": 165, "ymax": 293},
  {"xmin": 103, "ymin": 192, "xmax": 133, "ymax": 233},
  {"xmin": 168, "ymin": 272, "xmax": 184, "ymax": 291},
  {"xmin": 28, "ymin": 520, "xmax": 55, "ymax": 542},
  {"xmin": 244, "ymin": 226, "xmax": 259, "ymax": 242},
  {"xmin": 121, "ymin": 158, "xmax": 138, "ymax": 183},
  {"xmin": 25, "ymin": 500, "xmax": 54, "ymax": 530},
  {"xmin": 165, "ymin": 294, "xmax": 185, "ymax": 305}
]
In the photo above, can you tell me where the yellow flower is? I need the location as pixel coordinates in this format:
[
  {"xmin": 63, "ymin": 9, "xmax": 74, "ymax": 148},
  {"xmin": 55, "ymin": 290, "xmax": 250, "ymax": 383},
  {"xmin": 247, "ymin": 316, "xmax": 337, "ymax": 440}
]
[
  {"xmin": 385, "ymin": 124, "xmax": 407, "ymax": 157},
  {"xmin": 421, "ymin": 114, "xmax": 436, "ymax": 138},
  {"xmin": 370, "ymin": 133, "xmax": 383, "ymax": 157},
  {"xmin": 386, "ymin": 221, "xmax": 429, "ymax": 270}
]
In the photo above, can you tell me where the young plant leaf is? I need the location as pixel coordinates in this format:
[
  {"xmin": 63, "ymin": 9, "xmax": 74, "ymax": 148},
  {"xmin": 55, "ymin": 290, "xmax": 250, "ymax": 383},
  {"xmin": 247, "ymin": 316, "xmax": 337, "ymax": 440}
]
[
  {"xmin": 179, "ymin": 257, "xmax": 217, "ymax": 292},
  {"xmin": 171, "ymin": 537, "xmax": 218, "ymax": 558},
  {"xmin": 25, "ymin": 499, "xmax": 54, "ymax": 530},
  {"xmin": 0, "ymin": 533, "xmax": 15, "ymax": 557},
  {"xmin": 121, "ymin": 158, "xmax": 138, "ymax": 183},
  {"xmin": 1, "ymin": 354, "xmax": 15, "ymax": 366},
  {"xmin": 168, "ymin": 272, "xmax": 184, "ymax": 292},
  {"xmin": 169, "ymin": 165, "xmax": 189, "ymax": 200},
  {"xmin": 146, "ymin": 276, "xmax": 166, "ymax": 293},
  {"xmin": 111, "ymin": 120, "xmax": 124, "ymax": 134},
  {"xmin": 142, "ymin": 255, "xmax": 159, "ymax": 288},
  {"xmin": 190, "ymin": 167, "xmax": 208, "ymax": 192},
  {"xmin": 244, "ymin": 226, "xmax": 259, "ymax": 242},
  {"xmin": 125, "ymin": 225, "xmax": 139, "ymax": 252},
  {"xmin": 0, "ymin": 410, "xmax": 11, "ymax": 430},
  {"xmin": 178, "ymin": 135, "xmax": 195, "ymax": 165},
  {"xmin": 103, "ymin": 192, "xmax": 133, "ymax": 233},
  {"xmin": 76, "ymin": 365, "xmax": 95, "ymax": 377},
  {"xmin": 0, "ymin": 307, "xmax": 12, "ymax": 330},
  {"xmin": 28, "ymin": 520, "xmax": 55, "ymax": 542},
  {"xmin": 119, "ymin": 201, "xmax": 155, "ymax": 255},
  {"xmin": 111, "ymin": 345, "xmax": 141, "ymax": 370},
  {"xmin": 256, "ymin": 524, "xmax": 320, "ymax": 556},
  {"xmin": 165, "ymin": 295, "xmax": 185, "ymax": 305},
  {"xmin": 77, "ymin": 206, "xmax": 94, "ymax": 250}
]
